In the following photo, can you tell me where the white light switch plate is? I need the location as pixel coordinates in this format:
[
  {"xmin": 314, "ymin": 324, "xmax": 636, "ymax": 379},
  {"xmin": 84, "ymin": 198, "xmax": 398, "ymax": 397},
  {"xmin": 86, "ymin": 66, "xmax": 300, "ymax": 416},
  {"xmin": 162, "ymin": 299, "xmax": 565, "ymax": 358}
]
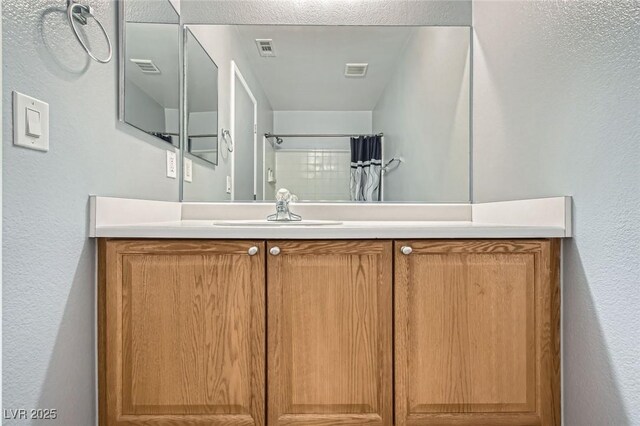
[
  {"xmin": 184, "ymin": 158, "xmax": 193, "ymax": 183},
  {"xmin": 166, "ymin": 150, "xmax": 177, "ymax": 178},
  {"xmin": 13, "ymin": 91, "xmax": 49, "ymax": 152}
]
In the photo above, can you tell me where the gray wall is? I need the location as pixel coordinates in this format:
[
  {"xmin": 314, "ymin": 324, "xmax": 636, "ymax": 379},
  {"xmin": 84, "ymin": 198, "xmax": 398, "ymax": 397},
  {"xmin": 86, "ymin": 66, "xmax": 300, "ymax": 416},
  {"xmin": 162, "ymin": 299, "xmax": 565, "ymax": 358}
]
[
  {"xmin": 0, "ymin": 2, "xmax": 3, "ymax": 409},
  {"xmin": 124, "ymin": 81, "xmax": 168, "ymax": 135},
  {"xmin": 125, "ymin": 0, "xmax": 180, "ymax": 24},
  {"xmin": 2, "ymin": 1, "xmax": 179, "ymax": 424},
  {"xmin": 181, "ymin": 0, "xmax": 472, "ymax": 26},
  {"xmin": 473, "ymin": 2, "xmax": 640, "ymax": 424},
  {"xmin": 373, "ymin": 27, "xmax": 470, "ymax": 202}
]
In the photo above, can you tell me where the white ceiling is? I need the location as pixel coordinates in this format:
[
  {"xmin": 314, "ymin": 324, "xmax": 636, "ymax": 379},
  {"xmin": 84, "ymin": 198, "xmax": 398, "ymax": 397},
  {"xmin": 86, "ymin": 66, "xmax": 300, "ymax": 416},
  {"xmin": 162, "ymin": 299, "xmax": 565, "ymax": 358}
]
[
  {"xmin": 234, "ymin": 25, "xmax": 416, "ymax": 111},
  {"xmin": 125, "ymin": 22, "xmax": 180, "ymax": 109}
]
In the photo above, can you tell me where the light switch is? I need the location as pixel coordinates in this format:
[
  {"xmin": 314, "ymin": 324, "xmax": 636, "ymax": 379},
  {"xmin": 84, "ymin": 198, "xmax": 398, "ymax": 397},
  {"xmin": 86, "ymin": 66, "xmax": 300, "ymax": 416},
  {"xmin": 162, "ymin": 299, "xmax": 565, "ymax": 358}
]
[
  {"xmin": 184, "ymin": 158, "xmax": 193, "ymax": 183},
  {"xmin": 166, "ymin": 150, "xmax": 177, "ymax": 179},
  {"xmin": 26, "ymin": 108, "xmax": 42, "ymax": 137},
  {"xmin": 13, "ymin": 91, "xmax": 49, "ymax": 152}
]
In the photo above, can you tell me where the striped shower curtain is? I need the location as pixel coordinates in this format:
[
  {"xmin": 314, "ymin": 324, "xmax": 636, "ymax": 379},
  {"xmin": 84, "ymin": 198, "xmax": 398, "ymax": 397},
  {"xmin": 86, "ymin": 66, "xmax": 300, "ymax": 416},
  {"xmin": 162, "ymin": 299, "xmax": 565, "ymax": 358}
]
[{"xmin": 350, "ymin": 135, "xmax": 382, "ymax": 202}]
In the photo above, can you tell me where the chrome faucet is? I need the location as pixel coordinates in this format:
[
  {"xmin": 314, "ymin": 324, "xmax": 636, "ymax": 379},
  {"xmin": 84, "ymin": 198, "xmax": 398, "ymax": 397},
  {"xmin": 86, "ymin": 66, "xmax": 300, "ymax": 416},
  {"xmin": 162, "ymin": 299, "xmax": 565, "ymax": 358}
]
[{"xmin": 267, "ymin": 188, "xmax": 302, "ymax": 222}]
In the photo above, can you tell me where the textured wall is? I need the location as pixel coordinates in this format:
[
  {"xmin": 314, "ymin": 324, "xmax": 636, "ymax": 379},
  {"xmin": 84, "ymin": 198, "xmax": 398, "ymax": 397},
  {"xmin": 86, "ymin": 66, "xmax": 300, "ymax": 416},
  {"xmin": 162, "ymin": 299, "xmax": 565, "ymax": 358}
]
[
  {"xmin": 473, "ymin": 2, "xmax": 640, "ymax": 424},
  {"xmin": 0, "ymin": 2, "xmax": 3, "ymax": 410},
  {"xmin": 125, "ymin": 0, "xmax": 180, "ymax": 23},
  {"xmin": 2, "ymin": 1, "xmax": 179, "ymax": 424},
  {"xmin": 373, "ymin": 27, "xmax": 470, "ymax": 202},
  {"xmin": 181, "ymin": 0, "xmax": 471, "ymax": 26}
]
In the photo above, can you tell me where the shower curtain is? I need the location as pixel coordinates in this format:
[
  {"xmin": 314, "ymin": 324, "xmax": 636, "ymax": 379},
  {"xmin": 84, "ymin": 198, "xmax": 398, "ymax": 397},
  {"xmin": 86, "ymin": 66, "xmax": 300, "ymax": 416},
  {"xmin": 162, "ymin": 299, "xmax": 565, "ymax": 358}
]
[{"xmin": 350, "ymin": 135, "xmax": 382, "ymax": 202}]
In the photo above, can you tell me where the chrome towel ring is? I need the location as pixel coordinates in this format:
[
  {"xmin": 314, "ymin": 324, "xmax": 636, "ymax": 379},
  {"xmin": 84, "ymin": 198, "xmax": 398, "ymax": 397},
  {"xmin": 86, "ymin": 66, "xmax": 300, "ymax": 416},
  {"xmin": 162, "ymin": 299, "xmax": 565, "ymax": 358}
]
[
  {"xmin": 67, "ymin": 0, "xmax": 113, "ymax": 64},
  {"xmin": 221, "ymin": 129, "xmax": 234, "ymax": 153}
]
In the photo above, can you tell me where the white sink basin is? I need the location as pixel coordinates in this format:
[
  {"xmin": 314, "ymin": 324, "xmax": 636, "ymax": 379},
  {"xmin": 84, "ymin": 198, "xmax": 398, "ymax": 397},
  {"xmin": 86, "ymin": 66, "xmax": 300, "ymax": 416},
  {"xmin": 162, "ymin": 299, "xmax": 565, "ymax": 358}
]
[{"xmin": 213, "ymin": 219, "xmax": 343, "ymax": 227}]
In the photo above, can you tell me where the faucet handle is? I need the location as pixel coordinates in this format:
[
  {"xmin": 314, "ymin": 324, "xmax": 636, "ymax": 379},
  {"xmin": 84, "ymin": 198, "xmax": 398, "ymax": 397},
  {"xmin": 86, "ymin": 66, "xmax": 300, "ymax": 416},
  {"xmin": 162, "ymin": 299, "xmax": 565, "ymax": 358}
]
[
  {"xmin": 275, "ymin": 188, "xmax": 291, "ymax": 202},
  {"xmin": 268, "ymin": 188, "xmax": 302, "ymax": 222}
]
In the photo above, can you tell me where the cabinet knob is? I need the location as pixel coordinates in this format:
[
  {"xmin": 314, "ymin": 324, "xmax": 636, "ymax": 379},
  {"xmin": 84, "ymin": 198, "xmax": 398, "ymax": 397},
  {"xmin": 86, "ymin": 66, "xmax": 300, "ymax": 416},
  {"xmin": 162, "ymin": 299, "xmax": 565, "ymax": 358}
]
[
  {"xmin": 248, "ymin": 246, "xmax": 259, "ymax": 256},
  {"xmin": 270, "ymin": 246, "xmax": 281, "ymax": 256},
  {"xmin": 401, "ymin": 246, "xmax": 413, "ymax": 255}
]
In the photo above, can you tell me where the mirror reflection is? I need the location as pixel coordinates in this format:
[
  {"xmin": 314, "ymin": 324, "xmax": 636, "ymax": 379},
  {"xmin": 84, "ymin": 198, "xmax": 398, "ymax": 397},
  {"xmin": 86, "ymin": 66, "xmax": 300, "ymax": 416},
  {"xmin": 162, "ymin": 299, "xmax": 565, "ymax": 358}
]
[
  {"xmin": 185, "ymin": 28, "xmax": 219, "ymax": 165},
  {"xmin": 121, "ymin": 0, "xmax": 180, "ymax": 146},
  {"xmin": 182, "ymin": 25, "xmax": 471, "ymax": 203}
]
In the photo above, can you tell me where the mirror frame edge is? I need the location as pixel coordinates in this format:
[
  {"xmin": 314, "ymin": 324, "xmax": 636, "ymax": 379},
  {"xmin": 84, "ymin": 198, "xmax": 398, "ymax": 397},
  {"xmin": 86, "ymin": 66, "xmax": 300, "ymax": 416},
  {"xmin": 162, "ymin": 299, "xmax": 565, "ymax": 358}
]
[{"xmin": 117, "ymin": 0, "xmax": 125, "ymax": 125}]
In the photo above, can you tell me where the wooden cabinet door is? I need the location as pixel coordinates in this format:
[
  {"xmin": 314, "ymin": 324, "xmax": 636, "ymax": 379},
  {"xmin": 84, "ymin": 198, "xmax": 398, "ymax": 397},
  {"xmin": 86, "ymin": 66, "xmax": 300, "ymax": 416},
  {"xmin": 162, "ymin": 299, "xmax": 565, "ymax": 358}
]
[
  {"xmin": 99, "ymin": 240, "xmax": 266, "ymax": 426},
  {"xmin": 395, "ymin": 240, "xmax": 560, "ymax": 426},
  {"xmin": 267, "ymin": 241, "xmax": 393, "ymax": 426}
]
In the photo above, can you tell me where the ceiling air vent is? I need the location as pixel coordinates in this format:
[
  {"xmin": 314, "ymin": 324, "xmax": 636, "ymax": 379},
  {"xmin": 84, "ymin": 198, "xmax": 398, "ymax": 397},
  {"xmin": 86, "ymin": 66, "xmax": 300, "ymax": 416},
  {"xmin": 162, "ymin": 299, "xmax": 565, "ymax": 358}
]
[
  {"xmin": 130, "ymin": 58, "xmax": 161, "ymax": 74},
  {"xmin": 344, "ymin": 63, "xmax": 368, "ymax": 78},
  {"xmin": 255, "ymin": 39, "xmax": 276, "ymax": 57}
]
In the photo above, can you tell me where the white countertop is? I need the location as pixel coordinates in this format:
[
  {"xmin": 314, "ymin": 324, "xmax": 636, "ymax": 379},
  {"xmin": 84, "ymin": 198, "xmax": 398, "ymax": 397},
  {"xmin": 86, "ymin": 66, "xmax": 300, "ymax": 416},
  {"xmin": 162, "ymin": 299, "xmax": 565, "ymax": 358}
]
[
  {"xmin": 94, "ymin": 220, "xmax": 566, "ymax": 239},
  {"xmin": 90, "ymin": 196, "xmax": 572, "ymax": 239}
]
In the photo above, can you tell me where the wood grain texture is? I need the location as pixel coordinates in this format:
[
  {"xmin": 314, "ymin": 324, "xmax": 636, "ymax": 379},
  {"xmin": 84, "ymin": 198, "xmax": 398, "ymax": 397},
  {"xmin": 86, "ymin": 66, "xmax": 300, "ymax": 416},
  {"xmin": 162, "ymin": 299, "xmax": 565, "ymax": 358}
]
[
  {"xmin": 98, "ymin": 239, "xmax": 108, "ymax": 426},
  {"xmin": 395, "ymin": 240, "xmax": 561, "ymax": 426},
  {"xmin": 542, "ymin": 239, "xmax": 562, "ymax": 425},
  {"xmin": 405, "ymin": 252, "xmax": 536, "ymax": 413},
  {"xmin": 99, "ymin": 240, "xmax": 266, "ymax": 426},
  {"xmin": 267, "ymin": 241, "xmax": 393, "ymax": 426},
  {"xmin": 98, "ymin": 238, "xmax": 560, "ymax": 426}
]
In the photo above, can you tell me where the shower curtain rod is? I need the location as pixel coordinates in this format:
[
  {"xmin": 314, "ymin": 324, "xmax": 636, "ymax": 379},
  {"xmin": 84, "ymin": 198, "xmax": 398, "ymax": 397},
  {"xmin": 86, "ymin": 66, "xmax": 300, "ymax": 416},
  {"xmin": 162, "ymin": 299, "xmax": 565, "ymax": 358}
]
[
  {"xmin": 264, "ymin": 132, "xmax": 383, "ymax": 138},
  {"xmin": 150, "ymin": 132, "xmax": 218, "ymax": 138}
]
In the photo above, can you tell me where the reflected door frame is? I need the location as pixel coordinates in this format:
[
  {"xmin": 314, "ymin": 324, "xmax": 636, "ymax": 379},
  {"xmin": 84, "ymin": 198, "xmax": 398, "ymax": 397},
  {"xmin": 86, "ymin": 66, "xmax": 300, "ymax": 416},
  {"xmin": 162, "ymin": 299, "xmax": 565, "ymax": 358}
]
[{"xmin": 230, "ymin": 60, "xmax": 258, "ymax": 201}]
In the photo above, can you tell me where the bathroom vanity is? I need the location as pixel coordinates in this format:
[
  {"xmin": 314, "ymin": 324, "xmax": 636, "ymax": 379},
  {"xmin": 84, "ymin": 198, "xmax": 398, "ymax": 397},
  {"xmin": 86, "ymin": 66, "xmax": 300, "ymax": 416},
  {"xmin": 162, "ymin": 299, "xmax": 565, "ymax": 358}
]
[
  {"xmin": 93, "ymin": 196, "xmax": 569, "ymax": 426},
  {"xmin": 99, "ymin": 0, "xmax": 571, "ymax": 424}
]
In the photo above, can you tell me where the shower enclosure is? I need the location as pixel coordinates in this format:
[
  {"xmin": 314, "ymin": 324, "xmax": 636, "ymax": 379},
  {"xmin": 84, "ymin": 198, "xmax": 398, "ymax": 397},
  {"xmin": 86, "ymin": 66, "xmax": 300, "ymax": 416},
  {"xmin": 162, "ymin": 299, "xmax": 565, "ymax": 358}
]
[{"xmin": 264, "ymin": 133, "xmax": 389, "ymax": 202}]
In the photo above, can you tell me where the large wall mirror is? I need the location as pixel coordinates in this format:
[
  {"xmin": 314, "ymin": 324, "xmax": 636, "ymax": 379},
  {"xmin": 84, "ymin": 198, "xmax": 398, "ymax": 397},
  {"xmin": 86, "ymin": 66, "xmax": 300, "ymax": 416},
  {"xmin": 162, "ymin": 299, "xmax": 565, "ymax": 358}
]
[
  {"xmin": 181, "ymin": 24, "xmax": 471, "ymax": 203},
  {"xmin": 119, "ymin": 0, "xmax": 180, "ymax": 146}
]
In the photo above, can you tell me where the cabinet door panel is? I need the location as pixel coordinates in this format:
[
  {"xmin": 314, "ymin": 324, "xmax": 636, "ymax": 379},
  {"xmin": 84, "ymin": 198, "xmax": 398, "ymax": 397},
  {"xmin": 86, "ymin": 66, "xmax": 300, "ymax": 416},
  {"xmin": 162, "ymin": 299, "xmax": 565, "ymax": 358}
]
[
  {"xmin": 395, "ymin": 240, "xmax": 560, "ymax": 426},
  {"xmin": 100, "ymin": 240, "xmax": 266, "ymax": 426},
  {"xmin": 267, "ymin": 241, "xmax": 393, "ymax": 426}
]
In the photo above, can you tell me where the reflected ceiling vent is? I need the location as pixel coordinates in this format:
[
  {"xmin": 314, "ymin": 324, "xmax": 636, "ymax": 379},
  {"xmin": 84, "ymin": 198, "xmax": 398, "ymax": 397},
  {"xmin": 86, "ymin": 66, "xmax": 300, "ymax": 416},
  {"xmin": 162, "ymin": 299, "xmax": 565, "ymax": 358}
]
[
  {"xmin": 255, "ymin": 39, "xmax": 276, "ymax": 57},
  {"xmin": 130, "ymin": 58, "xmax": 161, "ymax": 74},
  {"xmin": 344, "ymin": 63, "xmax": 368, "ymax": 78}
]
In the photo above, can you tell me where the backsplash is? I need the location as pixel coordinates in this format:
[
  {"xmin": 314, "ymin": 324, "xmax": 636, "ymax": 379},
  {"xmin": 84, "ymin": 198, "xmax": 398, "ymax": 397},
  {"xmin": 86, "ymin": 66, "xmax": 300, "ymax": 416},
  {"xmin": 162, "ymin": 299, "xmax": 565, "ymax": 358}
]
[{"xmin": 275, "ymin": 150, "xmax": 351, "ymax": 201}]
